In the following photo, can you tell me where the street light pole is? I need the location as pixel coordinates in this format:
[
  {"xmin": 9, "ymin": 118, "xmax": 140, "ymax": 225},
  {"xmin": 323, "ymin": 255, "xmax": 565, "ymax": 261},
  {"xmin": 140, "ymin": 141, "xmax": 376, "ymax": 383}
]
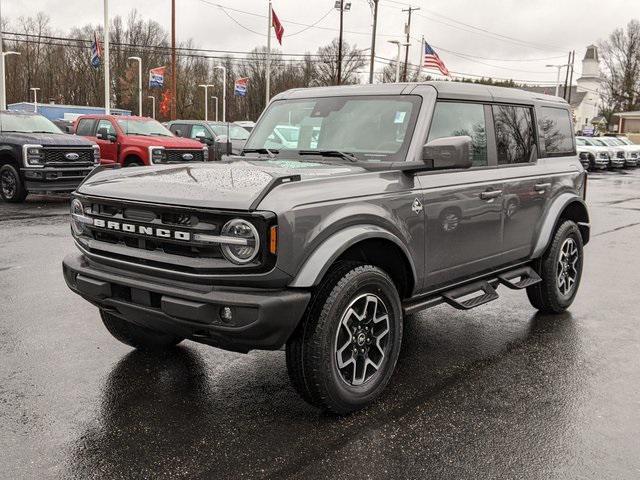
[
  {"xmin": 214, "ymin": 66, "xmax": 226, "ymax": 122},
  {"xmin": 210, "ymin": 96, "xmax": 219, "ymax": 122},
  {"xmin": 30, "ymin": 87, "xmax": 40, "ymax": 112},
  {"xmin": 147, "ymin": 95, "xmax": 156, "ymax": 119},
  {"xmin": 546, "ymin": 63, "xmax": 570, "ymax": 97},
  {"xmin": 388, "ymin": 41, "xmax": 410, "ymax": 83},
  {"xmin": 368, "ymin": 0, "xmax": 379, "ymax": 84},
  {"xmin": 104, "ymin": 0, "xmax": 110, "ymax": 114},
  {"xmin": 128, "ymin": 56, "xmax": 142, "ymax": 116},
  {"xmin": 0, "ymin": 51, "xmax": 20, "ymax": 110}
]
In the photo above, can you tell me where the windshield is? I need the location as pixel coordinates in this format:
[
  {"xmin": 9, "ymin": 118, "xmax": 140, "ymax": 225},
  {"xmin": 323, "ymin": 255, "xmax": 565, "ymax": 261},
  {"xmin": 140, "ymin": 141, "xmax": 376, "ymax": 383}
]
[
  {"xmin": 591, "ymin": 138, "xmax": 606, "ymax": 146},
  {"xmin": 0, "ymin": 113, "xmax": 63, "ymax": 134},
  {"xmin": 576, "ymin": 138, "xmax": 587, "ymax": 146},
  {"xmin": 244, "ymin": 95, "xmax": 421, "ymax": 162},
  {"xmin": 208, "ymin": 123, "xmax": 250, "ymax": 140},
  {"xmin": 117, "ymin": 118, "xmax": 173, "ymax": 137}
]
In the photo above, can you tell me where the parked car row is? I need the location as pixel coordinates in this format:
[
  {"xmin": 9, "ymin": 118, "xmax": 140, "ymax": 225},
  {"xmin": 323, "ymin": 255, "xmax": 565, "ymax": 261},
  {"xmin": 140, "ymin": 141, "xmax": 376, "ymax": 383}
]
[
  {"xmin": 576, "ymin": 135, "xmax": 639, "ymax": 171},
  {"xmin": 0, "ymin": 109, "xmax": 254, "ymax": 202}
]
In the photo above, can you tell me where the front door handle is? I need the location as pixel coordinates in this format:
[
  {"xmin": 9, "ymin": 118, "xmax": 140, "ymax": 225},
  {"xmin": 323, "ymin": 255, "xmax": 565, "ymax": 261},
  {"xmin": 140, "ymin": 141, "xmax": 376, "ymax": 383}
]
[
  {"xmin": 480, "ymin": 189, "xmax": 502, "ymax": 200},
  {"xmin": 534, "ymin": 183, "xmax": 551, "ymax": 192}
]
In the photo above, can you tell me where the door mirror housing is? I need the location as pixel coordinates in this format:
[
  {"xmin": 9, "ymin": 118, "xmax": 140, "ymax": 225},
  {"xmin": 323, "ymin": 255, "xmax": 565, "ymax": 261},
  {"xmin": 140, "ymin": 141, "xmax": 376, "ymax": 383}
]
[
  {"xmin": 96, "ymin": 127, "xmax": 116, "ymax": 142},
  {"xmin": 422, "ymin": 135, "xmax": 473, "ymax": 169}
]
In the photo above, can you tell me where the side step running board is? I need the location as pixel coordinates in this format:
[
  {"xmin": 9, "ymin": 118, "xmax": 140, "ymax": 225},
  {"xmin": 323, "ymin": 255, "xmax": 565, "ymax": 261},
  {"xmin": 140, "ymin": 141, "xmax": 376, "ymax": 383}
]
[
  {"xmin": 497, "ymin": 266, "xmax": 541, "ymax": 290},
  {"xmin": 441, "ymin": 280, "xmax": 499, "ymax": 310}
]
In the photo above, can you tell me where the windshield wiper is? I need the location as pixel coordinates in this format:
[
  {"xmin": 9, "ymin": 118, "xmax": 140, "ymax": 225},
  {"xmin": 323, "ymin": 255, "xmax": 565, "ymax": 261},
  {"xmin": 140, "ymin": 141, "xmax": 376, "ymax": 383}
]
[
  {"xmin": 242, "ymin": 147, "xmax": 278, "ymax": 158},
  {"xmin": 298, "ymin": 150, "xmax": 358, "ymax": 162}
]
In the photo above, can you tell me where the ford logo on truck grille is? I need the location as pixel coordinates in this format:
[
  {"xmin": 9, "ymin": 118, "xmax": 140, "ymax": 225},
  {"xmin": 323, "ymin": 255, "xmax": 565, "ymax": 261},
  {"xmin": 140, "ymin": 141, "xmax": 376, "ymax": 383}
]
[
  {"xmin": 65, "ymin": 152, "xmax": 80, "ymax": 160},
  {"xmin": 182, "ymin": 153, "xmax": 194, "ymax": 160},
  {"xmin": 92, "ymin": 218, "xmax": 192, "ymax": 241}
]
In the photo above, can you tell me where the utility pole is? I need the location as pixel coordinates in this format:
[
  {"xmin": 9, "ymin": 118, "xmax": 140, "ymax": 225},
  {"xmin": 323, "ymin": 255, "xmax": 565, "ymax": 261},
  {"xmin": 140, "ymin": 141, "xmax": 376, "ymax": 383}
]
[
  {"xmin": 562, "ymin": 51, "xmax": 571, "ymax": 100},
  {"xmin": 337, "ymin": 0, "xmax": 344, "ymax": 85},
  {"xmin": 103, "ymin": 0, "xmax": 110, "ymax": 114},
  {"xmin": 170, "ymin": 0, "xmax": 176, "ymax": 120},
  {"xmin": 368, "ymin": 0, "xmax": 379, "ymax": 84},
  {"xmin": 0, "ymin": 0, "xmax": 5, "ymax": 110},
  {"xmin": 401, "ymin": 6, "xmax": 419, "ymax": 82},
  {"xmin": 567, "ymin": 50, "xmax": 575, "ymax": 104}
]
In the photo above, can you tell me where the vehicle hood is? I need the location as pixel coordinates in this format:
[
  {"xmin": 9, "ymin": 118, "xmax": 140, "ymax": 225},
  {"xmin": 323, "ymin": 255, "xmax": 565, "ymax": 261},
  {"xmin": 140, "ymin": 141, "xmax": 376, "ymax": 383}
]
[
  {"xmin": 77, "ymin": 157, "xmax": 366, "ymax": 210},
  {"xmin": 1, "ymin": 132, "xmax": 94, "ymax": 147},
  {"xmin": 124, "ymin": 134, "xmax": 204, "ymax": 149}
]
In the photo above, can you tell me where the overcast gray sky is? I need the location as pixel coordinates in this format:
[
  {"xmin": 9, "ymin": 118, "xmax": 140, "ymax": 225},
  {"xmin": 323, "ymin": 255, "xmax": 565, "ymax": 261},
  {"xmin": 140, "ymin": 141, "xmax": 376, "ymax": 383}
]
[{"xmin": 2, "ymin": 0, "xmax": 637, "ymax": 83}]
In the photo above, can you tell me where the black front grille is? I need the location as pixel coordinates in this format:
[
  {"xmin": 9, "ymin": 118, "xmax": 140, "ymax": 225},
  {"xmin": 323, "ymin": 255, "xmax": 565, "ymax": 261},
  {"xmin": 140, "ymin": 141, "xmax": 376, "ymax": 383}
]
[
  {"xmin": 43, "ymin": 147, "xmax": 94, "ymax": 164},
  {"xmin": 165, "ymin": 149, "xmax": 204, "ymax": 163}
]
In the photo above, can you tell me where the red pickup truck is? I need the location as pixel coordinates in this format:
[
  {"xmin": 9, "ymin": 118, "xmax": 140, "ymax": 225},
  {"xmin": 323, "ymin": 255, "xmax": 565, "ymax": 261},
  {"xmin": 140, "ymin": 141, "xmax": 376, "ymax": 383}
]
[{"xmin": 73, "ymin": 115, "xmax": 208, "ymax": 166}]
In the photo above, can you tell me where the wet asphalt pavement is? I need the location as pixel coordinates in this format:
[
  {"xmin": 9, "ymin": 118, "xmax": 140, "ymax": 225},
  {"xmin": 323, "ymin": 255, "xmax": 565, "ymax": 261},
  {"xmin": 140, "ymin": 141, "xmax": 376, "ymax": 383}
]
[{"xmin": 1, "ymin": 171, "xmax": 640, "ymax": 480}]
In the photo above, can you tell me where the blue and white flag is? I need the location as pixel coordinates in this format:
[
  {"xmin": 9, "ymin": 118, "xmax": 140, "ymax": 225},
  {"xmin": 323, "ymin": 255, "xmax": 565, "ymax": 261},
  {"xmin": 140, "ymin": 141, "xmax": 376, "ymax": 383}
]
[
  {"xmin": 90, "ymin": 32, "xmax": 101, "ymax": 69},
  {"xmin": 234, "ymin": 77, "xmax": 249, "ymax": 97},
  {"xmin": 149, "ymin": 66, "xmax": 166, "ymax": 88}
]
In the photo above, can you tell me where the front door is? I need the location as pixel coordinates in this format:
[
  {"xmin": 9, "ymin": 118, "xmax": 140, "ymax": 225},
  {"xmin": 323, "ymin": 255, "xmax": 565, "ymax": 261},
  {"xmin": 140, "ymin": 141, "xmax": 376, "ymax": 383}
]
[
  {"xmin": 419, "ymin": 101, "xmax": 504, "ymax": 288},
  {"xmin": 94, "ymin": 119, "xmax": 119, "ymax": 163}
]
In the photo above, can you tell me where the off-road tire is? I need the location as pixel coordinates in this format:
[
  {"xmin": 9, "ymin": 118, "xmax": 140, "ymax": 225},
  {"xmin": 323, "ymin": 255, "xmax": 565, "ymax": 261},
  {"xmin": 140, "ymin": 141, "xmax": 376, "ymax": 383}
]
[
  {"xmin": 527, "ymin": 220, "xmax": 583, "ymax": 314},
  {"xmin": 0, "ymin": 164, "xmax": 27, "ymax": 203},
  {"xmin": 100, "ymin": 309, "xmax": 183, "ymax": 351},
  {"xmin": 286, "ymin": 262, "xmax": 403, "ymax": 414}
]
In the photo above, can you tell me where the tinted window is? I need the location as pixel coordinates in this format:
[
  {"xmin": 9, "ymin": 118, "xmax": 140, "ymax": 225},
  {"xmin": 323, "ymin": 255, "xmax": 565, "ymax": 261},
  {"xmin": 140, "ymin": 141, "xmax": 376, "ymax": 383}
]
[
  {"xmin": 427, "ymin": 102, "xmax": 487, "ymax": 166},
  {"xmin": 76, "ymin": 119, "xmax": 95, "ymax": 136},
  {"xmin": 539, "ymin": 107, "xmax": 573, "ymax": 154},
  {"xmin": 493, "ymin": 105, "xmax": 536, "ymax": 164},
  {"xmin": 169, "ymin": 123, "xmax": 189, "ymax": 137}
]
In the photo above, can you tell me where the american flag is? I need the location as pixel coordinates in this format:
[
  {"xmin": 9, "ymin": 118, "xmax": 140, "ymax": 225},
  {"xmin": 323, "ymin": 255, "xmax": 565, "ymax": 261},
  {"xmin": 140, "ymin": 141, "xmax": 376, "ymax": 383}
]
[
  {"xmin": 90, "ymin": 32, "xmax": 101, "ymax": 69},
  {"xmin": 423, "ymin": 42, "xmax": 449, "ymax": 76}
]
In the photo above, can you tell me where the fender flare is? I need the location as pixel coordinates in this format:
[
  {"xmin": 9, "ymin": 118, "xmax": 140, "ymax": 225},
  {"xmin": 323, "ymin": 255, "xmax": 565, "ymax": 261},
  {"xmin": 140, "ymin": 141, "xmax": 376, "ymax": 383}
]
[
  {"xmin": 120, "ymin": 147, "xmax": 145, "ymax": 165},
  {"xmin": 289, "ymin": 224, "xmax": 418, "ymax": 288},
  {"xmin": 531, "ymin": 193, "xmax": 589, "ymax": 258}
]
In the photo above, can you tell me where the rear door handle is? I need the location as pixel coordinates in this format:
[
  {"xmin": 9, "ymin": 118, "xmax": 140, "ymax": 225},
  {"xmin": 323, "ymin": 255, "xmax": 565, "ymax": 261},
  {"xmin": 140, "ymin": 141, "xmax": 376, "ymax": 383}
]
[
  {"xmin": 480, "ymin": 189, "xmax": 502, "ymax": 200},
  {"xmin": 534, "ymin": 183, "xmax": 551, "ymax": 192}
]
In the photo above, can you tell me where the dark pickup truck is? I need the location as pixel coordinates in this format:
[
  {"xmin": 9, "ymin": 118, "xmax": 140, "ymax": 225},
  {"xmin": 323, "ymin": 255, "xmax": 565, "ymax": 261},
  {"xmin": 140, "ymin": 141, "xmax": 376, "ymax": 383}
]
[{"xmin": 0, "ymin": 111, "xmax": 99, "ymax": 202}]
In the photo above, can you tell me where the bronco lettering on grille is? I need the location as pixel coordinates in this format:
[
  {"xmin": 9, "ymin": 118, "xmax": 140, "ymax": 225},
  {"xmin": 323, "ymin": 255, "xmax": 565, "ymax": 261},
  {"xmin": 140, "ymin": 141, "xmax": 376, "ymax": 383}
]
[{"xmin": 92, "ymin": 218, "xmax": 191, "ymax": 241}]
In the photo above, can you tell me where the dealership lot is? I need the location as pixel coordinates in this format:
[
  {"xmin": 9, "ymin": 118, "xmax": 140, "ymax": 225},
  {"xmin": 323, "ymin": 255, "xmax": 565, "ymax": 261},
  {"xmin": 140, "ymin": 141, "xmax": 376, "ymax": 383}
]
[{"xmin": 1, "ymin": 170, "xmax": 640, "ymax": 480}]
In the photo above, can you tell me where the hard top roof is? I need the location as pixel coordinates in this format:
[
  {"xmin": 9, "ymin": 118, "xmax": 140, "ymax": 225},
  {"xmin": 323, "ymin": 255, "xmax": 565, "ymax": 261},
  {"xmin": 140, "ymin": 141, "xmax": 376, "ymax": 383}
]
[{"xmin": 274, "ymin": 81, "xmax": 569, "ymax": 107}]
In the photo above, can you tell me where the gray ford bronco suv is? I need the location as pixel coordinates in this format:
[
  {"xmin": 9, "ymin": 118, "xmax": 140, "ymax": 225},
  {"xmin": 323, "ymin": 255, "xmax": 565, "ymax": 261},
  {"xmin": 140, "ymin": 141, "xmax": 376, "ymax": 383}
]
[{"xmin": 63, "ymin": 82, "xmax": 589, "ymax": 413}]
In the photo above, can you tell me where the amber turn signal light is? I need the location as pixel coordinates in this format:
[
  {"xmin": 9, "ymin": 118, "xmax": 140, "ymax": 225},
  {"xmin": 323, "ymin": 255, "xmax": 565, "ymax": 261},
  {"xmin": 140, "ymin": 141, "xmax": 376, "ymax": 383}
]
[{"xmin": 269, "ymin": 226, "xmax": 278, "ymax": 254}]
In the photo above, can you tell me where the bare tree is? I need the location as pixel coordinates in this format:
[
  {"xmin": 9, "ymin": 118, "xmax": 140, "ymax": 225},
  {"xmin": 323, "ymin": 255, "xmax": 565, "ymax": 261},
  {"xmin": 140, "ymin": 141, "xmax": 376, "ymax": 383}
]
[{"xmin": 315, "ymin": 39, "xmax": 365, "ymax": 86}]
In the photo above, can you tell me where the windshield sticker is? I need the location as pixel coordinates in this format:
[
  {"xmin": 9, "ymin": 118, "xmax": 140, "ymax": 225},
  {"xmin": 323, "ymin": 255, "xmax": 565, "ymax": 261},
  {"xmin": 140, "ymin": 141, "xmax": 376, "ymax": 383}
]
[
  {"xmin": 394, "ymin": 111, "xmax": 407, "ymax": 124},
  {"xmin": 266, "ymin": 160, "xmax": 323, "ymax": 169}
]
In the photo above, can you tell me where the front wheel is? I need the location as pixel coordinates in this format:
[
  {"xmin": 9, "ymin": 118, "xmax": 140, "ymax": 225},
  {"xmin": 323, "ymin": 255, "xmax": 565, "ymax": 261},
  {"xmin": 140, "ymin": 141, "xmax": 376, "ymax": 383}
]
[
  {"xmin": 527, "ymin": 220, "xmax": 584, "ymax": 313},
  {"xmin": 286, "ymin": 263, "xmax": 403, "ymax": 414},
  {"xmin": 100, "ymin": 309, "xmax": 183, "ymax": 351},
  {"xmin": 0, "ymin": 164, "xmax": 27, "ymax": 203}
]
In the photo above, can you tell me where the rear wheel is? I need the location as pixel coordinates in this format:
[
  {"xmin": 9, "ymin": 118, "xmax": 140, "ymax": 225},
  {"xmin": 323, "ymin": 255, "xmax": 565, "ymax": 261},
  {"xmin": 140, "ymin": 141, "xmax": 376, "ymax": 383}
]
[
  {"xmin": 286, "ymin": 263, "xmax": 403, "ymax": 414},
  {"xmin": 0, "ymin": 164, "xmax": 27, "ymax": 203},
  {"xmin": 527, "ymin": 220, "xmax": 583, "ymax": 313},
  {"xmin": 100, "ymin": 309, "xmax": 183, "ymax": 351}
]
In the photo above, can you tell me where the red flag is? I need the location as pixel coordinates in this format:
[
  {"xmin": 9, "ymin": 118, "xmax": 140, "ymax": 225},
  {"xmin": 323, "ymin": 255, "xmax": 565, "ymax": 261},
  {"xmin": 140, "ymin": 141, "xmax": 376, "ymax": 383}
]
[
  {"xmin": 159, "ymin": 90, "xmax": 171, "ymax": 117},
  {"xmin": 271, "ymin": 8, "xmax": 284, "ymax": 45}
]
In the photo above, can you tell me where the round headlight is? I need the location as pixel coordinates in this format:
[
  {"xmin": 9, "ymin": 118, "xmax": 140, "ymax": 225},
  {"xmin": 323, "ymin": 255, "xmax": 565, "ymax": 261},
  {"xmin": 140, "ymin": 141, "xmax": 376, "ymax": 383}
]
[
  {"xmin": 220, "ymin": 219, "xmax": 260, "ymax": 264},
  {"xmin": 70, "ymin": 198, "xmax": 86, "ymax": 236}
]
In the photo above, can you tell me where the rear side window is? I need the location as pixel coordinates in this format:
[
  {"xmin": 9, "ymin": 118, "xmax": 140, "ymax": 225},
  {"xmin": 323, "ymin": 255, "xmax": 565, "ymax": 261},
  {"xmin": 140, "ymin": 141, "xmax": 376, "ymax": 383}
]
[
  {"xmin": 493, "ymin": 105, "xmax": 536, "ymax": 164},
  {"xmin": 427, "ymin": 102, "xmax": 487, "ymax": 166},
  {"xmin": 539, "ymin": 107, "xmax": 574, "ymax": 155},
  {"xmin": 76, "ymin": 119, "xmax": 95, "ymax": 136}
]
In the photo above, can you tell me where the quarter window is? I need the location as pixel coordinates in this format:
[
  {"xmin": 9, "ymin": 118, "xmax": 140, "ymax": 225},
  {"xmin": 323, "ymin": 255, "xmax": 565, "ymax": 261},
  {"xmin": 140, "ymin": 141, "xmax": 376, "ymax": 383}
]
[
  {"xmin": 76, "ymin": 119, "xmax": 96, "ymax": 136},
  {"xmin": 427, "ymin": 102, "xmax": 487, "ymax": 166},
  {"xmin": 539, "ymin": 107, "xmax": 574, "ymax": 155},
  {"xmin": 493, "ymin": 105, "xmax": 536, "ymax": 164}
]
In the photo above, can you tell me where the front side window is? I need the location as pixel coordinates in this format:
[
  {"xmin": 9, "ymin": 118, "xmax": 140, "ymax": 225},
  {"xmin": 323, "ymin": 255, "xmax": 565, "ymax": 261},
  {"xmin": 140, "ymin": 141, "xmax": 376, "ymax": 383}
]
[
  {"xmin": 96, "ymin": 119, "xmax": 114, "ymax": 135},
  {"xmin": 427, "ymin": 102, "xmax": 487, "ymax": 166},
  {"xmin": 244, "ymin": 95, "xmax": 421, "ymax": 162},
  {"xmin": 76, "ymin": 119, "xmax": 96, "ymax": 136},
  {"xmin": 190, "ymin": 124, "xmax": 211, "ymax": 140},
  {"xmin": 493, "ymin": 105, "xmax": 536, "ymax": 164},
  {"xmin": 208, "ymin": 123, "xmax": 250, "ymax": 140},
  {"xmin": 539, "ymin": 107, "xmax": 573, "ymax": 155},
  {"xmin": 117, "ymin": 118, "xmax": 173, "ymax": 137},
  {"xmin": 0, "ymin": 113, "xmax": 62, "ymax": 134}
]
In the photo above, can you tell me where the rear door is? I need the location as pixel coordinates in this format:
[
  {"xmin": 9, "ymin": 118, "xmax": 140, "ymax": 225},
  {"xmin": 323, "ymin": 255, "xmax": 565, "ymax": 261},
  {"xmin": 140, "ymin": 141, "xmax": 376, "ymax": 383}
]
[{"xmin": 418, "ymin": 101, "xmax": 505, "ymax": 288}]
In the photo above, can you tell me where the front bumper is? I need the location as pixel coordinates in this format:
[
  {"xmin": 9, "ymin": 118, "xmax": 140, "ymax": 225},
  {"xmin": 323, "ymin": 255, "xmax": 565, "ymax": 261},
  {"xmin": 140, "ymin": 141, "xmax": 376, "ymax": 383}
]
[
  {"xmin": 610, "ymin": 159, "xmax": 625, "ymax": 168},
  {"xmin": 22, "ymin": 166, "xmax": 94, "ymax": 192},
  {"xmin": 62, "ymin": 253, "xmax": 311, "ymax": 353}
]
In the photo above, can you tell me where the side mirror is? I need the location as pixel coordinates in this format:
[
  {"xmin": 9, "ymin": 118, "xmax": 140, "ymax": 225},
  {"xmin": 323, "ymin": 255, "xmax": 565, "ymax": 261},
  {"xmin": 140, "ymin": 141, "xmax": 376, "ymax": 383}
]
[
  {"xmin": 422, "ymin": 135, "xmax": 473, "ymax": 169},
  {"xmin": 174, "ymin": 129, "xmax": 183, "ymax": 137},
  {"xmin": 195, "ymin": 133, "xmax": 212, "ymax": 144},
  {"xmin": 96, "ymin": 127, "xmax": 116, "ymax": 142}
]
